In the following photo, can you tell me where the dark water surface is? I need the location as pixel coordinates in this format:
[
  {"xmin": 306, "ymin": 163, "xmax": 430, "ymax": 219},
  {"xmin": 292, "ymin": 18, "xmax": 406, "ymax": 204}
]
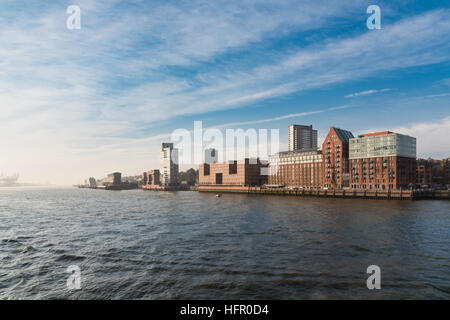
[{"xmin": 0, "ymin": 187, "xmax": 449, "ymax": 299}]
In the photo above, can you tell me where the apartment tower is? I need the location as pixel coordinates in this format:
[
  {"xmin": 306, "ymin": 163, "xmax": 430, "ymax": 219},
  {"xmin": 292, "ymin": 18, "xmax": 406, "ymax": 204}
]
[
  {"xmin": 160, "ymin": 142, "xmax": 179, "ymax": 186},
  {"xmin": 288, "ymin": 124, "xmax": 318, "ymax": 151}
]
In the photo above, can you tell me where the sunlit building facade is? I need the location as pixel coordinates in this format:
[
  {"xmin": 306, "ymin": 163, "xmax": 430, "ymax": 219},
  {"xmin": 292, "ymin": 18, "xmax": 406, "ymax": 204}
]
[
  {"xmin": 268, "ymin": 150, "xmax": 323, "ymax": 188},
  {"xmin": 349, "ymin": 131, "xmax": 417, "ymax": 190}
]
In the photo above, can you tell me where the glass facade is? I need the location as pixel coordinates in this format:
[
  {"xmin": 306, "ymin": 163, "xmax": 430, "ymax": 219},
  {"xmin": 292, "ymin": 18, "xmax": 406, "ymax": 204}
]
[{"xmin": 349, "ymin": 133, "xmax": 416, "ymax": 159}]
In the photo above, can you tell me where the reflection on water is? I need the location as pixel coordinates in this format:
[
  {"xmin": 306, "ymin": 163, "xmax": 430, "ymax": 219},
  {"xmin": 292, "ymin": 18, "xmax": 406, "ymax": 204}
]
[{"xmin": 0, "ymin": 187, "xmax": 449, "ymax": 299}]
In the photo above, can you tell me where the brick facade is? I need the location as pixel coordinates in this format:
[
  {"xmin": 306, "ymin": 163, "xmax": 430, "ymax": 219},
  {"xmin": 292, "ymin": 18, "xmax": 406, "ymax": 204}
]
[
  {"xmin": 322, "ymin": 127, "xmax": 354, "ymax": 189},
  {"xmin": 349, "ymin": 131, "xmax": 417, "ymax": 190},
  {"xmin": 416, "ymin": 161, "xmax": 432, "ymax": 186},
  {"xmin": 268, "ymin": 150, "xmax": 323, "ymax": 188},
  {"xmin": 142, "ymin": 170, "xmax": 161, "ymax": 186},
  {"xmin": 350, "ymin": 156, "xmax": 416, "ymax": 190},
  {"xmin": 199, "ymin": 159, "xmax": 268, "ymax": 186}
]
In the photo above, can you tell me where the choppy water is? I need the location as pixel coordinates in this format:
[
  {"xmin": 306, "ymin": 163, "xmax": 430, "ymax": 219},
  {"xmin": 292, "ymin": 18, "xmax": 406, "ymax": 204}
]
[{"xmin": 0, "ymin": 187, "xmax": 449, "ymax": 299}]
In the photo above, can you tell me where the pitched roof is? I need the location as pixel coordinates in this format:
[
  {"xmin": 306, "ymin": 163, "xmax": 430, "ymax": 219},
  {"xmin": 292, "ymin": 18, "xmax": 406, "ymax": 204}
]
[{"xmin": 333, "ymin": 127, "xmax": 354, "ymax": 142}]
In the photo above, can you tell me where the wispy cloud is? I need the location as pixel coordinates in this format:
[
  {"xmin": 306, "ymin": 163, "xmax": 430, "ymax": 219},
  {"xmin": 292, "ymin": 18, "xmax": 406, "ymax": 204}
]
[
  {"xmin": 345, "ymin": 88, "xmax": 392, "ymax": 98},
  {"xmin": 423, "ymin": 93, "xmax": 450, "ymax": 98},
  {"xmin": 365, "ymin": 117, "xmax": 450, "ymax": 159},
  {"xmin": 214, "ymin": 105, "xmax": 352, "ymax": 128}
]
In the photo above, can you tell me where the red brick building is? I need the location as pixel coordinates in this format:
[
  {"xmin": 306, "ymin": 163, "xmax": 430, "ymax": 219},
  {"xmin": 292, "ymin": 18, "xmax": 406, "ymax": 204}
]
[
  {"xmin": 416, "ymin": 160, "xmax": 433, "ymax": 187},
  {"xmin": 443, "ymin": 158, "xmax": 450, "ymax": 185},
  {"xmin": 199, "ymin": 158, "xmax": 268, "ymax": 186},
  {"xmin": 268, "ymin": 150, "xmax": 323, "ymax": 188},
  {"xmin": 350, "ymin": 156, "xmax": 417, "ymax": 190},
  {"xmin": 349, "ymin": 131, "xmax": 417, "ymax": 190},
  {"xmin": 322, "ymin": 127, "xmax": 354, "ymax": 189},
  {"xmin": 142, "ymin": 170, "xmax": 160, "ymax": 186}
]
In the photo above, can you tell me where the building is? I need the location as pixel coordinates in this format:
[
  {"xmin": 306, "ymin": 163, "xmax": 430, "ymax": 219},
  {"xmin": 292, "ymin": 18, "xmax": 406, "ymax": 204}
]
[
  {"xmin": 416, "ymin": 159, "xmax": 432, "ymax": 187},
  {"xmin": 349, "ymin": 131, "xmax": 417, "ymax": 190},
  {"xmin": 268, "ymin": 150, "xmax": 323, "ymax": 188},
  {"xmin": 322, "ymin": 127, "xmax": 354, "ymax": 189},
  {"xmin": 142, "ymin": 170, "xmax": 160, "ymax": 187},
  {"xmin": 443, "ymin": 158, "xmax": 450, "ymax": 185},
  {"xmin": 160, "ymin": 142, "xmax": 179, "ymax": 186},
  {"xmin": 100, "ymin": 172, "xmax": 122, "ymax": 186},
  {"xmin": 205, "ymin": 148, "xmax": 218, "ymax": 164},
  {"xmin": 88, "ymin": 177, "xmax": 97, "ymax": 188},
  {"xmin": 288, "ymin": 124, "xmax": 318, "ymax": 151},
  {"xmin": 199, "ymin": 158, "xmax": 268, "ymax": 186}
]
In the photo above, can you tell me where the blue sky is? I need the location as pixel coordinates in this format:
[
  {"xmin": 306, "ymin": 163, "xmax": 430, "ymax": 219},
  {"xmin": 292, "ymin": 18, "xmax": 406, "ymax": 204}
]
[{"xmin": 0, "ymin": 0, "xmax": 449, "ymax": 184}]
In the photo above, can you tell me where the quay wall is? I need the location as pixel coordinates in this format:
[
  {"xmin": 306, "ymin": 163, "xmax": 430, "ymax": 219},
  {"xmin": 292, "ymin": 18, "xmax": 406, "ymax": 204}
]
[{"xmin": 197, "ymin": 186, "xmax": 450, "ymax": 200}]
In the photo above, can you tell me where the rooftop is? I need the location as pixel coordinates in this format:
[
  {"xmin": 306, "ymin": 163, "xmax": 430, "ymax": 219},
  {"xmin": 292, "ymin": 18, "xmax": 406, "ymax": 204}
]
[{"xmin": 359, "ymin": 131, "xmax": 393, "ymax": 137}]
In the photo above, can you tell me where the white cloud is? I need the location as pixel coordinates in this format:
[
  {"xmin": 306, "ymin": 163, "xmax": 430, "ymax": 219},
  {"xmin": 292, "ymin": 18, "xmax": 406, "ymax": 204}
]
[
  {"xmin": 345, "ymin": 88, "xmax": 392, "ymax": 98},
  {"xmin": 363, "ymin": 117, "xmax": 450, "ymax": 159}
]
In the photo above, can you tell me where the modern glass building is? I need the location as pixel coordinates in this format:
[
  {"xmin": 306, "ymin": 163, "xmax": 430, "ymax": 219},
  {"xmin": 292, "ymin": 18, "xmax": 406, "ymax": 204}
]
[{"xmin": 349, "ymin": 131, "xmax": 416, "ymax": 159}]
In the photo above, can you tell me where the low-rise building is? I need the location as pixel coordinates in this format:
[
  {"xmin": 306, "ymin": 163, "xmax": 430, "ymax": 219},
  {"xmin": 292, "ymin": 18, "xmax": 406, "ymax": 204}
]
[
  {"xmin": 142, "ymin": 170, "xmax": 160, "ymax": 187},
  {"xmin": 443, "ymin": 158, "xmax": 450, "ymax": 185},
  {"xmin": 199, "ymin": 158, "xmax": 268, "ymax": 186},
  {"xmin": 100, "ymin": 172, "xmax": 122, "ymax": 186},
  {"xmin": 268, "ymin": 149, "xmax": 323, "ymax": 188},
  {"xmin": 416, "ymin": 159, "xmax": 433, "ymax": 187},
  {"xmin": 88, "ymin": 177, "xmax": 97, "ymax": 188}
]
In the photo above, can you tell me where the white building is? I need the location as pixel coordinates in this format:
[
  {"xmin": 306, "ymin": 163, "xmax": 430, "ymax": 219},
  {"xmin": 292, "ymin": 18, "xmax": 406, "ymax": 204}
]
[
  {"xmin": 204, "ymin": 148, "xmax": 218, "ymax": 164},
  {"xmin": 160, "ymin": 142, "xmax": 179, "ymax": 185},
  {"xmin": 288, "ymin": 124, "xmax": 318, "ymax": 151}
]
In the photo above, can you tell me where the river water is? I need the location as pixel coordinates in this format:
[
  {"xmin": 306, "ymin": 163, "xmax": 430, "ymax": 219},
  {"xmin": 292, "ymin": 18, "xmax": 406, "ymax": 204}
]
[{"xmin": 0, "ymin": 187, "xmax": 449, "ymax": 299}]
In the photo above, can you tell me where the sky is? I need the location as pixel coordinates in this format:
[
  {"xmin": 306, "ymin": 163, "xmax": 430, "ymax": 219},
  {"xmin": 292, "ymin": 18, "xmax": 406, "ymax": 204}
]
[{"xmin": 0, "ymin": 0, "xmax": 449, "ymax": 185}]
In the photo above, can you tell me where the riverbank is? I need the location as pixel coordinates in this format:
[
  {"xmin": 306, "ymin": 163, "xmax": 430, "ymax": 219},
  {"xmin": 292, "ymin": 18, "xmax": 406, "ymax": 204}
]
[
  {"xmin": 78, "ymin": 184, "xmax": 450, "ymax": 200},
  {"xmin": 197, "ymin": 185, "xmax": 450, "ymax": 200}
]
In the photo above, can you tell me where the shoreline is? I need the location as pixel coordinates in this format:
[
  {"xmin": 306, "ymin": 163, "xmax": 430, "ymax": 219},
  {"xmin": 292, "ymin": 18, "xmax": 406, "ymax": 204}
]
[{"xmin": 78, "ymin": 184, "xmax": 450, "ymax": 200}]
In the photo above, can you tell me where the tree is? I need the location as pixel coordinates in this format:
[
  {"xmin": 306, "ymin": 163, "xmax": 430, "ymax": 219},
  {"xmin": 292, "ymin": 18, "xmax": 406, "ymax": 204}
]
[{"xmin": 178, "ymin": 168, "xmax": 198, "ymax": 186}]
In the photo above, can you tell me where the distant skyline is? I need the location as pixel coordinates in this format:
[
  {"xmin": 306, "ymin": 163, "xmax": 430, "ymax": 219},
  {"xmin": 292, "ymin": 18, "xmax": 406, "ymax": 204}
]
[{"xmin": 0, "ymin": 0, "xmax": 449, "ymax": 185}]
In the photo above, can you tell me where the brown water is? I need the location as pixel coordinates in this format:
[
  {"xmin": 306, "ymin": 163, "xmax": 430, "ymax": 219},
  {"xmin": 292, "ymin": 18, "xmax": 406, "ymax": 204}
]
[{"xmin": 0, "ymin": 187, "xmax": 449, "ymax": 299}]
